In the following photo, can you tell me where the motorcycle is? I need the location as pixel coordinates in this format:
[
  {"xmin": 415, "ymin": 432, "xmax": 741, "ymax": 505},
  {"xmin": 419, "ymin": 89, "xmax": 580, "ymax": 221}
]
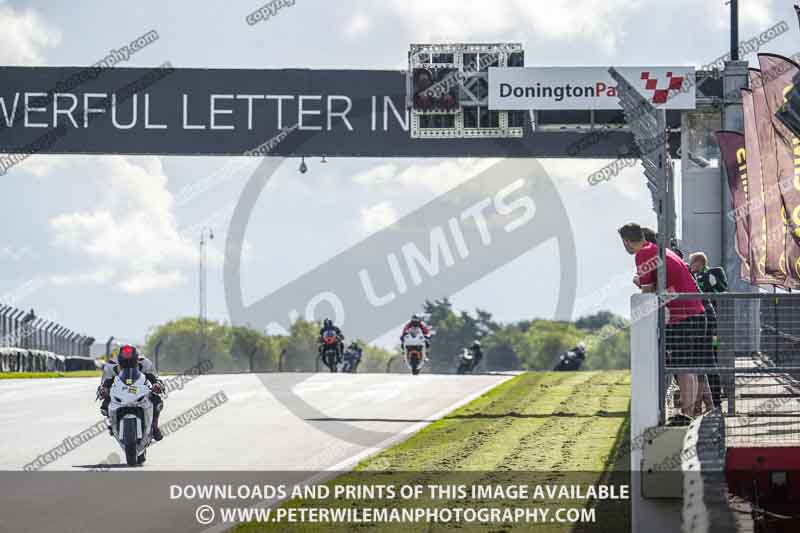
[
  {"xmin": 107, "ymin": 367, "xmax": 154, "ymax": 466},
  {"xmin": 341, "ymin": 349, "xmax": 361, "ymax": 373},
  {"xmin": 320, "ymin": 330, "xmax": 341, "ymax": 373},
  {"xmin": 402, "ymin": 327, "xmax": 429, "ymax": 375},
  {"xmin": 456, "ymin": 348, "xmax": 475, "ymax": 374},
  {"xmin": 554, "ymin": 347, "xmax": 586, "ymax": 372}
]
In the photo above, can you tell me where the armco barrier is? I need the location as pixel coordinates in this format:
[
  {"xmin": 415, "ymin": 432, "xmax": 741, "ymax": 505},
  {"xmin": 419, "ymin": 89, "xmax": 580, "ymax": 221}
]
[
  {"xmin": 0, "ymin": 348, "xmax": 98, "ymax": 373},
  {"xmin": 681, "ymin": 411, "xmax": 753, "ymax": 533}
]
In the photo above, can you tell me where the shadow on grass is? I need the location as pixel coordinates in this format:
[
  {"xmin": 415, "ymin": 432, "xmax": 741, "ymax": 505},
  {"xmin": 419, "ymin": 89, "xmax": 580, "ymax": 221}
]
[
  {"xmin": 445, "ymin": 410, "xmax": 629, "ymax": 420},
  {"xmin": 573, "ymin": 400, "xmax": 632, "ymax": 533},
  {"xmin": 304, "ymin": 417, "xmax": 435, "ymax": 423}
]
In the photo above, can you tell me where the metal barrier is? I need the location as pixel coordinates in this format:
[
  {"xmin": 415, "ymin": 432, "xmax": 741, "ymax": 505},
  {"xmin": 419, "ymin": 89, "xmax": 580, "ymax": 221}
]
[
  {"xmin": 657, "ymin": 292, "xmax": 800, "ymax": 447},
  {"xmin": 0, "ymin": 348, "xmax": 97, "ymax": 373},
  {"xmin": 681, "ymin": 411, "xmax": 750, "ymax": 533},
  {"xmin": 0, "ymin": 303, "xmax": 95, "ymax": 370}
]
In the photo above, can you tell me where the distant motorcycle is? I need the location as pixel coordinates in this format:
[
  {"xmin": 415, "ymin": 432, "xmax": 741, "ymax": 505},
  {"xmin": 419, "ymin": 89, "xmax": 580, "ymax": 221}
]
[
  {"xmin": 106, "ymin": 367, "xmax": 155, "ymax": 466},
  {"xmin": 456, "ymin": 348, "xmax": 476, "ymax": 374},
  {"xmin": 554, "ymin": 344, "xmax": 586, "ymax": 372},
  {"xmin": 320, "ymin": 330, "xmax": 341, "ymax": 373},
  {"xmin": 341, "ymin": 349, "xmax": 361, "ymax": 373},
  {"xmin": 402, "ymin": 327, "xmax": 429, "ymax": 375}
]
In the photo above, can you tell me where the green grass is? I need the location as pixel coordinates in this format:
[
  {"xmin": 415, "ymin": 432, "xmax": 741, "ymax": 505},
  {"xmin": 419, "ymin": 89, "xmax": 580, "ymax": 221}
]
[
  {"xmin": 237, "ymin": 371, "xmax": 631, "ymax": 533},
  {"xmin": 0, "ymin": 370, "xmax": 101, "ymax": 379}
]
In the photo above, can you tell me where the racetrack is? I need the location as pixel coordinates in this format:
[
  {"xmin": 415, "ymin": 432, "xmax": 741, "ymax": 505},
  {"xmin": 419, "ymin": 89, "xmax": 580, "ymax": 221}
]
[
  {"xmin": 0, "ymin": 372, "xmax": 513, "ymax": 533},
  {"xmin": 0, "ymin": 372, "xmax": 512, "ymax": 471}
]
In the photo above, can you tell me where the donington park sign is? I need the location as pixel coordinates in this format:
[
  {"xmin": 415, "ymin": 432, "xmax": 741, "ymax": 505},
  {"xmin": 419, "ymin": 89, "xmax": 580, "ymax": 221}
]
[{"xmin": 488, "ymin": 67, "xmax": 696, "ymax": 110}]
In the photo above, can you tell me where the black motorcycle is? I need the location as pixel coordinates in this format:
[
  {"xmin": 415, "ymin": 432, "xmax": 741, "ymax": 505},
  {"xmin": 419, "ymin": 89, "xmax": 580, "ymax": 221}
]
[
  {"xmin": 320, "ymin": 330, "xmax": 341, "ymax": 372},
  {"xmin": 554, "ymin": 345, "xmax": 586, "ymax": 372}
]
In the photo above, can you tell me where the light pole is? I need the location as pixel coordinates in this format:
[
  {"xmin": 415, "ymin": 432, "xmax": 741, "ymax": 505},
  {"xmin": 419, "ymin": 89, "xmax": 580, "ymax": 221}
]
[{"xmin": 199, "ymin": 227, "xmax": 214, "ymax": 344}]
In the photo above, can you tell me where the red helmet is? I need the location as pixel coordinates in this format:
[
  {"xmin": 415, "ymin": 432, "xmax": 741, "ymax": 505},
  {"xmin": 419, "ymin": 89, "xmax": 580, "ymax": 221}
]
[{"xmin": 118, "ymin": 344, "xmax": 138, "ymax": 369}]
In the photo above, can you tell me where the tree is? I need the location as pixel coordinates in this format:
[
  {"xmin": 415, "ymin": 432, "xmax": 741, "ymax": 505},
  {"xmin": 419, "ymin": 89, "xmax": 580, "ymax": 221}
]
[
  {"xmin": 482, "ymin": 327, "xmax": 522, "ymax": 370},
  {"xmin": 575, "ymin": 311, "xmax": 626, "ymax": 331},
  {"xmin": 227, "ymin": 326, "xmax": 279, "ymax": 372},
  {"xmin": 283, "ymin": 320, "xmax": 318, "ymax": 371}
]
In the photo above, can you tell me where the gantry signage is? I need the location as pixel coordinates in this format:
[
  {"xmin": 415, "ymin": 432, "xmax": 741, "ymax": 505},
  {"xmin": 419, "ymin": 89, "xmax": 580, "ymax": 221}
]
[
  {"xmin": 0, "ymin": 66, "xmax": 635, "ymax": 158},
  {"xmin": 489, "ymin": 67, "xmax": 696, "ymax": 110}
]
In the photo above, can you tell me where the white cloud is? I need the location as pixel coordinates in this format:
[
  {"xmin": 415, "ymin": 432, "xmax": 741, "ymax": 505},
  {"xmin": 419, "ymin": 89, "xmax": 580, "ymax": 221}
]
[
  {"xmin": 15, "ymin": 154, "xmax": 73, "ymax": 178},
  {"xmin": 49, "ymin": 269, "xmax": 113, "ymax": 287},
  {"xmin": 353, "ymin": 158, "xmax": 499, "ymax": 195},
  {"xmin": 345, "ymin": 12, "xmax": 371, "ymax": 39},
  {"xmin": 0, "ymin": 6, "xmax": 61, "ymax": 65},
  {"xmin": 352, "ymin": 163, "xmax": 398, "ymax": 185},
  {"xmin": 395, "ymin": 158, "xmax": 499, "ymax": 194},
  {"xmin": 48, "ymin": 156, "xmax": 197, "ymax": 294},
  {"xmin": 0, "ymin": 245, "xmax": 32, "ymax": 262},
  {"xmin": 374, "ymin": 0, "xmax": 643, "ymax": 54},
  {"xmin": 118, "ymin": 269, "xmax": 185, "ymax": 294},
  {"xmin": 540, "ymin": 158, "xmax": 647, "ymax": 200},
  {"xmin": 361, "ymin": 201, "xmax": 397, "ymax": 233}
]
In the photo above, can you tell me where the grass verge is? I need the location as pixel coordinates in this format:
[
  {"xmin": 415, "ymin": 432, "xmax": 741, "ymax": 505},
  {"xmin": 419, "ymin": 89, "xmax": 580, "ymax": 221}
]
[
  {"xmin": 237, "ymin": 370, "xmax": 631, "ymax": 532},
  {"xmin": 0, "ymin": 370, "xmax": 102, "ymax": 379}
]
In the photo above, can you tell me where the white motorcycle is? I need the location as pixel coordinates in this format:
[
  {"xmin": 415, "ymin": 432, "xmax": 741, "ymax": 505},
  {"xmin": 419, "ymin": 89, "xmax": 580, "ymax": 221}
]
[
  {"xmin": 402, "ymin": 327, "xmax": 430, "ymax": 375},
  {"xmin": 456, "ymin": 348, "xmax": 475, "ymax": 374},
  {"xmin": 107, "ymin": 367, "xmax": 154, "ymax": 466}
]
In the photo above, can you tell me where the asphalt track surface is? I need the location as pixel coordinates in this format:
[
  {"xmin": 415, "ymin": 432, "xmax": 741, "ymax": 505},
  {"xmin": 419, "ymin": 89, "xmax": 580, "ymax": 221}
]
[{"xmin": 0, "ymin": 372, "xmax": 512, "ymax": 533}]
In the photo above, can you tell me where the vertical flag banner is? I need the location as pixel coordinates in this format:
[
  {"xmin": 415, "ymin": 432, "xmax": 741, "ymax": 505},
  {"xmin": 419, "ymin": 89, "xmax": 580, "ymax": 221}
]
[
  {"xmin": 776, "ymin": 78, "xmax": 800, "ymax": 136},
  {"xmin": 757, "ymin": 54, "xmax": 800, "ymax": 287},
  {"xmin": 750, "ymin": 68, "xmax": 791, "ymax": 287},
  {"xmin": 716, "ymin": 130, "xmax": 752, "ymax": 282}
]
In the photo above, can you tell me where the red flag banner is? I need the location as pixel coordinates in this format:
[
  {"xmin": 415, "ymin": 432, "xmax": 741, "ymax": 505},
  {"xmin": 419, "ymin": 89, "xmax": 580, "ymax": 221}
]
[
  {"xmin": 742, "ymin": 69, "xmax": 788, "ymax": 287},
  {"xmin": 757, "ymin": 54, "xmax": 800, "ymax": 287},
  {"xmin": 716, "ymin": 130, "xmax": 752, "ymax": 282}
]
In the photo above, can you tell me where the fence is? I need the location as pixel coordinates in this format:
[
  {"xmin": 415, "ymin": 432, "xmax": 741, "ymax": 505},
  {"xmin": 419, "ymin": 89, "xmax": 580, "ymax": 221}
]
[
  {"xmin": 656, "ymin": 292, "xmax": 800, "ymax": 447},
  {"xmin": 630, "ymin": 292, "xmax": 800, "ymax": 532},
  {"xmin": 0, "ymin": 348, "xmax": 96, "ymax": 373},
  {"xmin": 0, "ymin": 303, "xmax": 95, "ymax": 372}
]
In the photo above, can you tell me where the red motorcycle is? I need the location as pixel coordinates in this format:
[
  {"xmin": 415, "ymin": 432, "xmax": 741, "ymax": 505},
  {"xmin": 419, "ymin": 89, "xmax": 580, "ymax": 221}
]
[{"xmin": 320, "ymin": 330, "xmax": 341, "ymax": 372}]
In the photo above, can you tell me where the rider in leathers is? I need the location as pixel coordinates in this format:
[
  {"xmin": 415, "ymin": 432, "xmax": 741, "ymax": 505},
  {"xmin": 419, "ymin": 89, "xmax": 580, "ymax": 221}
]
[
  {"xmin": 98, "ymin": 344, "xmax": 165, "ymax": 441},
  {"xmin": 318, "ymin": 318, "xmax": 345, "ymax": 364}
]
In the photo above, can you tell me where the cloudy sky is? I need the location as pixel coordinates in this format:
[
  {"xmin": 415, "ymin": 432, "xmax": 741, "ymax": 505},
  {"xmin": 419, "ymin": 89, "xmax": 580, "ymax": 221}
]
[{"xmin": 0, "ymin": 0, "xmax": 796, "ymax": 347}]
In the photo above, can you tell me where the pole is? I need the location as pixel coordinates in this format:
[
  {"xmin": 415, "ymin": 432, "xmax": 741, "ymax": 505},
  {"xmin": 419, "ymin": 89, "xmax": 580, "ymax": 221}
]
[
  {"xmin": 198, "ymin": 227, "xmax": 214, "ymax": 361},
  {"xmin": 730, "ymin": 0, "xmax": 739, "ymax": 61},
  {"xmin": 199, "ymin": 233, "xmax": 204, "ymax": 338}
]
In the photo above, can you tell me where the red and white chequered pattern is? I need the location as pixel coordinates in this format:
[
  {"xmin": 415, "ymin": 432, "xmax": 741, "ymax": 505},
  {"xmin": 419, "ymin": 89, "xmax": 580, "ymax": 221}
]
[{"xmin": 640, "ymin": 71, "xmax": 684, "ymax": 104}]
